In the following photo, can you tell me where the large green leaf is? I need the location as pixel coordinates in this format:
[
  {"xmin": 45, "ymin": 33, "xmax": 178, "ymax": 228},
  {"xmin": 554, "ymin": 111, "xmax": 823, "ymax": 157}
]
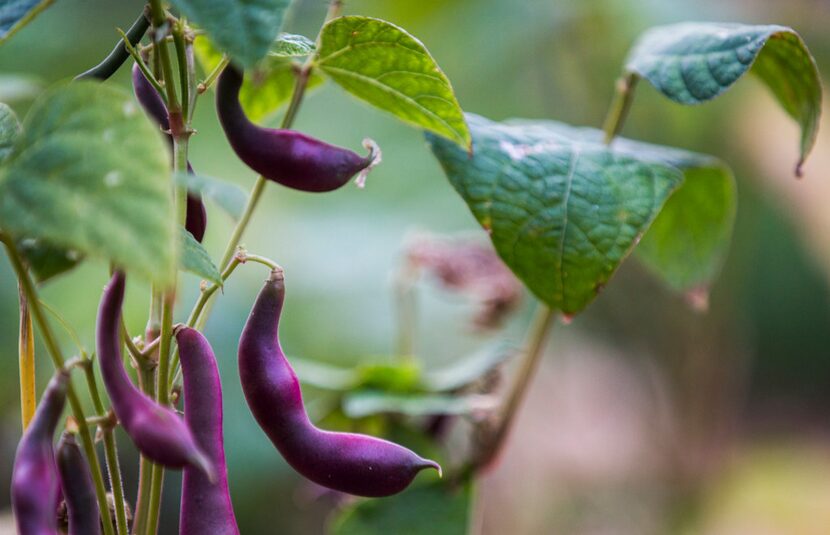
[
  {"xmin": 170, "ymin": 0, "xmax": 291, "ymax": 69},
  {"xmin": 0, "ymin": 82, "xmax": 176, "ymax": 286},
  {"xmin": 0, "ymin": 102, "xmax": 20, "ymax": 161},
  {"xmin": 316, "ymin": 16, "xmax": 470, "ymax": 148},
  {"xmin": 331, "ymin": 479, "xmax": 473, "ymax": 535},
  {"xmin": 195, "ymin": 36, "xmax": 324, "ymax": 122},
  {"xmin": 0, "ymin": 0, "xmax": 53, "ymax": 44},
  {"xmin": 179, "ymin": 227, "xmax": 221, "ymax": 285},
  {"xmin": 427, "ymin": 114, "xmax": 734, "ymax": 315},
  {"xmin": 625, "ymin": 23, "xmax": 821, "ymax": 172}
]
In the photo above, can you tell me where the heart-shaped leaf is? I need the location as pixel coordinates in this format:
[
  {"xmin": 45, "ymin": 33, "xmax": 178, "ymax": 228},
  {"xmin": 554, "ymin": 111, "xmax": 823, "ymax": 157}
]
[
  {"xmin": 0, "ymin": 102, "xmax": 20, "ymax": 161},
  {"xmin": 427, "ymin": 114, "xmax": 734, "ymax": 315},
  {"xmin": 0, "ymin": 81, "xmax": 176, "ymax": 286},
  {"xmin": 331, "ymin": 479, "xmax": 473, "ymax": 535},
  {"xmin": 316, "ymin": 16, "xmax": 470, "ymax": 148},
  {"xmin": 179, "ymin": 227, "xmax": 221, "ymax": 285},
  {"xmin": 625, "ymin": 23, "xmax": 821, "ymax": 172},
  {"xmin": 0, "ymin": 0, "xmax": 52, "ymax": 44},
  {"xmin": 170, "ymin": 0, "xmax": 291, "ymax": 69}
]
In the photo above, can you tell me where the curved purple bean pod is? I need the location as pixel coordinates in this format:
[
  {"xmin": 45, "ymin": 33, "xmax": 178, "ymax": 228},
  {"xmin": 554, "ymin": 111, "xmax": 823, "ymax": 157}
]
[
  {"xmin": 11, "ymin": 370, "xmax": 68, "ymax": 535},
  {"xmin": 176, "ymin": 327, "xmax": 239, "ymax": 535},
  {"xmin": 216, "ymin": 65, "xmax": 381, "ymax": 193},
  {"xmin": 238, "ymin": 268, "xmax": 440, "ymax": 497},
  {"xmin": 56, "ymin": 432, "xmax": 101, "ymax": 535},
  {"xmin": 96, "ymin": 272, "xmax": 214, "ymax": 478},
  {"xmin": 132, "ymin": 63, "xmax": 207, "ymax": 242}
]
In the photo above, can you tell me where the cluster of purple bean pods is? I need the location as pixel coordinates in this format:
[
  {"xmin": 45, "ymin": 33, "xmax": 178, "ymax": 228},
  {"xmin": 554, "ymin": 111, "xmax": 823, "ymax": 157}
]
[{"xmin": 9, "ymin": 62, "xmax": 435, "ymax": 534}]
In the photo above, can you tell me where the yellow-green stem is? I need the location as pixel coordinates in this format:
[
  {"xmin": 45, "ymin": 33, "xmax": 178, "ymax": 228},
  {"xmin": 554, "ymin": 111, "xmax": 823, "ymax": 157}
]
[
  {"xmin": 18, "ymin": 285, "xmax": 35, "ymax": 429},
  {"xmin": 602, "ymin": 72, "xmax": 638, "ymax": 144}
]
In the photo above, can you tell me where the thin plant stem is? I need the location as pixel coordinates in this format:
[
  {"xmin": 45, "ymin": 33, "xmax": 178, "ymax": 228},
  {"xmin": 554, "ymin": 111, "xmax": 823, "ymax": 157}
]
[
  {"xmin": 602, "ymin": 72, "xmax": 638, "ymax": 144},
  {"xmin": 148, "ymin": 0, "xmax": 180, "ymax": 114},
  {"xmin": 0, "ymin": 236, "xmax": 116, "ymax": 535},
  {"xmin": 474, "ymin": 305, "xmax": 556, "ymax": 469},
  {"xmin": 116, "ymin": 27, "xmax": 167, "ymax": 102},
  {"xmin": 172, "ymin": 20, "xmax": 190, "ymax": 121},
  {"xmin": 198, "ymin": 56, "xmax": 230, "ymax": 93},
  {"xmin": 18, "ymin": 285, "xmax": 35, "ymax": 429}
]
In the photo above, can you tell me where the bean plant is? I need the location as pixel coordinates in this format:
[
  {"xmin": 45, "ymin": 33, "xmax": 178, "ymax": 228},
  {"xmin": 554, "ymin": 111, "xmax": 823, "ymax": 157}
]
[{"xmin": 0, "ymin": 1, "xmax": 822, "ymax": 534}]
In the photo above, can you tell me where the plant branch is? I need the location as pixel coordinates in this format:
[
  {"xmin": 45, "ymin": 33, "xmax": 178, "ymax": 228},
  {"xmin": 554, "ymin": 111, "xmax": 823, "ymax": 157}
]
[
  {"xmin": 198, "ymin": 55, "xmax": 230, "ymax": 93},
  {"xmin": 602, "ymin": 72, "xmax": 638, "ymax": 144},
  {"xmin": 75, "ymin": 8, "xmax": 150, "ymax": 80},
  {"xmin": 18, "ymin": 285, "xmax": 35, "ymax": 430}
]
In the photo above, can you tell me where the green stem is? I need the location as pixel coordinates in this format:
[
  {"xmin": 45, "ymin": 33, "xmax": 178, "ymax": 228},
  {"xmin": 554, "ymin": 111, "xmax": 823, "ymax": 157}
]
[
  {"xmin": 172, "ymin": 20, "xmax": 190, "ymax": 122},
  {"xmin": 82, "ymin": 358, "xmax": 129, "ymax": 535},
  {"xmin": 116, "ymin": 27, "xmax": 166, "ymax": 102},
  {"xmin": 148, "ymin": 0, "xmax": 180, "ymax": 114},
  {"xmin": 474, "ymin": 305, "xmax": 555, "ymax": 469},
  {"xmin": 198, "ymin": 56, "xmax": 230, "ymax": 94},
  {"xmin": 0, "ymin": 236, "xmax": 116, "ymax": 535},
  {"xmin": 602, "ymin": 72, "xmax": 638, "ymax": 144}
]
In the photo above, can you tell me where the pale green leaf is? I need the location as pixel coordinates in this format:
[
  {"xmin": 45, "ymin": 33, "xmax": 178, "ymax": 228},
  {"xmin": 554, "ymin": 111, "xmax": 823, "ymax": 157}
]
[
  {"xmin": 316, "ymin": 16, "xmax": 470, "ymax": 148},
  {"xmin": 174, "ymin": 171, "xmax": 248, "ymax": 220},
  {"xmin": 331, "ymin": 479, "xmax": 473, "ymax": 535},
  {"xmin": 0, "ymin": 102, "xmax": 20, "ymax": 161},
  {"xmin": 0, "ymin": 74, "xmax": 41, "ymax": 102},
  {"xmin": 180, "ymin": 227, "xmax": 221, "ymax": 284},
  {"xmin": 625, "ymin": 23, "xmax": 821, "ymax": 171},
  {"xmin": 170, "ymin": 0, "xmax": 291, "ymax": 68},
  {"xmin": 427, "ymin": 114, "xmax": 734, "ymax": 315},
  {"xmin": 0, "ymin": 0, "xmax": 53, "ymax": 44},
  {"xmin": 269, "ymin": 33, "xmax": 315, "ymax": 57},
  {"xmin": 421, "ymin": 342, "xmax": 518, "ymax": 392},
  {"xmin": 342, "ymin": 390, "xmax": 496, "ymax": 418},
  {"xmin": 0, "ymin": 82, "xmax": 176, "ymax": 286}
]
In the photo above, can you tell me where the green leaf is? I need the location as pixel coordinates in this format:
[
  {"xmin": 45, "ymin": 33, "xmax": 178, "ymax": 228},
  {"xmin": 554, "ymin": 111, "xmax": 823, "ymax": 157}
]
[
  {"xmin": 170, "ymin": 0, "xmax": 291, "ymax": 69},
  {"xmin": 331, "ymin": 479, "xmax": 473, "ymax": 535},
  {"xmin": 174, "ymin": 171, "xmax": 248, "ymax": 220},
  {"xmin": 17, "ymin": 238, "xmax": 82, "ymax": 283},
  {"xmin": 427, "ymin": 114, "xmax": 733, "ymax": 315},
  {"xmin": 0, "ymin": 102, "xmax": 20, "ymax": 161},
  {"xmin": 0, "ymin": 81, "xmax": 176, "ymax": 286},
  {"xmin": 421, "ymin": 342, "xmax": 518, "ymax": 392},
  {"xmin": 0, "ymin": 74, "xmax": 41, "ymax": 102},
  {"xmin": 625, "ymin": 23, "xmax": 821, "ymax": 172},
  {"xmin": 342, "ymin": 390, "xmax": 496, "ymax": 418},
  {"xmin": 269, "ymin": 33, "xmax": 316, "ymax": 57},
  {"xmin": 179, "ymin": 227, "xmax": 221, "ymax": 285},
  {"xmin": 0, "ymin": 0, "xmax": 53, "ymax": 44},
  {"xmin": 316, "ymin": 16, "xmax": 470, "ymax": 148},
  {"xmin": 357, "ymin": 361, "xmax": 421, "ymax": 393},
  {"xmin": 636, "ymin": 165, "xmax": 736, "ymax": 292},
  {"xmin": 195, "ymin": 37, "xmax": 324, "ymax": 122},
  {"xmin": 293, "ymin": 357, "xmax": 360, "ymax": 390}
]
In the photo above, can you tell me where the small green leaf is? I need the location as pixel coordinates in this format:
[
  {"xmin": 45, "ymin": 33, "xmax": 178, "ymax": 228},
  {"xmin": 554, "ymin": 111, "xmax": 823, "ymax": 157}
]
[
  {"xmin": 17, "ymin": 238, "xmax": 82, "ymax": 283},
  {"xmin": 0, "ymin": 0, "xmax": 53, "ymax": 44},
  {"xmin": 428, "ymin": 114, "xmax": 733, "ymax": 315},
  {"xmin": 342, "ymin": 390, "xmax": 496, "ymax": 418},
  {"xmin": 174, "ymin": 171, "xmax": 248, "ymax": 220},
  {"xmin": 179, "ymin": 227, "xmax": 221, "ymax": 285},
  {"xmin": 422, "ymin": 342, "xmax": 518, "ymax": 392},
  {"xmin": 636, "ymin": 165, "xmax": 736, "ymax": 292},
  {"xmin": 0, "ymin": 102, "xmax": 20, "ymax": 161},
  {"xmin": 331, "ymin": 479, "xmax": 473, "ymax": 535},
  {"xmin": 0, "ymin": 81, "xmax": 176, "ymax": 286},
  {"xmin": 170, "ymin": 0, "xmax": 291, "ymax": 68},
  {"xmin": 625, "ymin": 23, "xmax": 821, "ymax": 171},
  {"xmin": 293, "ymin": 357, "xmax": 360, "ymax": 390},
  {"xmin": 316, "ymin": 16, "xmax": 470, "ymax": 148},
  {"xmin": 356, "ymin": 361, "xmax": 421, "ymax": 393},
  {"xmin": 195, "ymin": 37, "xmax": 324, "ymax": 122},
  {"xmin": 269, "ymin": 33, "xmax": 316, "ymax": 57}
]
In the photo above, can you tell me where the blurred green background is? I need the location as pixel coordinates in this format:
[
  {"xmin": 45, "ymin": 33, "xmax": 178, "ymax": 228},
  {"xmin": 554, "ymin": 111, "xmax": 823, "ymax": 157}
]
[{"xmin": 2, "ymin": 0, "xmax": 830, "ymax": 533}]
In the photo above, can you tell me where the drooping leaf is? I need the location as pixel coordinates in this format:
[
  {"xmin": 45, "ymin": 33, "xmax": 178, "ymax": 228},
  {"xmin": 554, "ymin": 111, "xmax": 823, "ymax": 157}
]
[
  {"xmin": 174, "ymin": 171, "xmax": 248, "ymax": 220},
  {"xmin": 0, "ymin": 102, "xmax": 20, "ymax": 161},
  {"xmin": 342, "ymin": 390, "xmax": 496, "ymax": 418},
  {"xmin": 0, "ymin": 0, "xmax": 53, "ymax": 44},
  {"xmin": 0, "ymin": 81, "xmax": 176, "ymax": 286},
  {"xmin": 421, "ymin": 342, "xmax": 518, "ymax": 392},
  {"xmin": 636, "ymin": 165, "xmax": 736, "ymax": 292},
  {"xmin": 195, "ymin": 36, "xmax": 324, "ymax": 122},
  {"xmin": 625, "ymin": 23, "xmax": 821, "ymax": 171},
  {"xmin": 427, "ymin": 114, "xmax": 734, "ymax": 315},
  {"xmin": 316, "ymin": 16, "xmax": 470, "ymax": 148},
  {"xmin": 170, "ymin": 0, "xmax": 291, "ymax": 69},
  {"xmin": 331, "ymin": 479, "xmax": 473, "ymax": 535},
  {"xmin": 17, "ymin": 238, "xmax": 82, "ymax": 283},
  {"xmin": 179, "ymin": 227, "xmax": 221, "ymax": 284},
  {"xmin": 269, "ymin": 33, "xmax": 316, "ymax": 57}
]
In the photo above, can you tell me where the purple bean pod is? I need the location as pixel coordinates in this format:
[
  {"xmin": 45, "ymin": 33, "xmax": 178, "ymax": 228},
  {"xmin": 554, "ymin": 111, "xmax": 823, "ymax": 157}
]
[
  {"xmin": 175, "ymin": 327, "xmax": 239, "ymax": 535},
  {"xmin": 56, "ymin": 432, "xmax": 101, "ymax": 535},
  {"xmin": 216, "ymin": 65, "xmax": 381, "ymax": 192},
  {"xmin": 11, "ymin": 370, "xmax": 68, "ymax": 535},
  {"xmin": 96, "ymin": 272, "xmax": 214, "ymax": 478},
  {"xmin": 238, "ymin": 268, "xmax": 440, "ymax": 497},
  {"xmin": 132, "ymin": 63, "xmax": 207, "ymax": 242}
]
